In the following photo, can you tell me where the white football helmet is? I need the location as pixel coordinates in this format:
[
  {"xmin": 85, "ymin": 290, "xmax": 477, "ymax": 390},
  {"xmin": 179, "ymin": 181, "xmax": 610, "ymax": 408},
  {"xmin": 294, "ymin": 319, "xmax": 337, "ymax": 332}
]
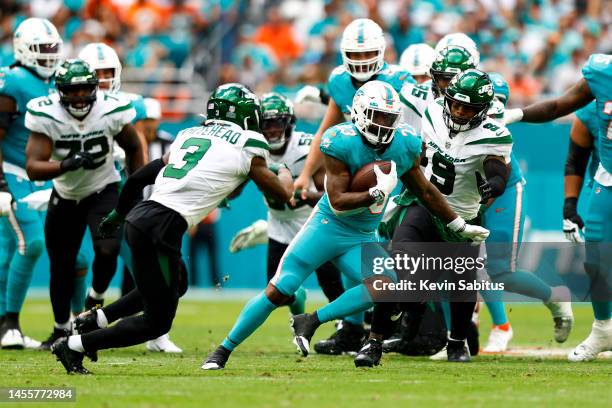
[
  {"xmin": 78, "ymin": 43, "xmax": 122, "ymax": 93},
  {"xmin": 399, "ymin": 43, "xmax": 436, "ymax": 79},
  {"xmin": 351, "ymin": 80, "xmax": 402, "ymax": 148},
  {"xmin": 435, "ymin": 32, "xmax": 480, "ymax": 66},
  {"xmin": 340, "ymin": 19, "xmax": 386, "ymax": 82},
  {"xmin": 13, "ymin": 18, "xmax": 63, "ymax": 79}
]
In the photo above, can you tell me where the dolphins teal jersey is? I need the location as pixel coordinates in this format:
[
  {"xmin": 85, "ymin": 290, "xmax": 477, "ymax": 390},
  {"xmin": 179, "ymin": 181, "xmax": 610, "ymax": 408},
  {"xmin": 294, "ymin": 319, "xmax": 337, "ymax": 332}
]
[
  {"xmin": 0, "ymin": 66, "xmax": 54, "ymax": 168},
  {"xmin": 582, "ymin": 54, "xmax": 612, "ymax": 180},
  {"xmin": 318, "ymin": 122, "xmax": 421, "ymax": 232},
  {"xmin": 575, "ymin": 101, "xmax": 601, "ymax": 182},
  {"xmin": 328, "ymin": 63, "xmax": 414, "ymax": 115},
  {"xmin": 117, "ymin": 91, "xmax": 147, "ymax": 123}
]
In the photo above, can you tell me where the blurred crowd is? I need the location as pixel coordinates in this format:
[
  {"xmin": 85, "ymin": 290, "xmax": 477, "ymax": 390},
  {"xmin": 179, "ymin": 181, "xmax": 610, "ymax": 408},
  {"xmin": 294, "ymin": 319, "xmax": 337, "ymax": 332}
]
[{"xmin": 1, "ymin": 0, "xmax": 611, "ymax": 106}]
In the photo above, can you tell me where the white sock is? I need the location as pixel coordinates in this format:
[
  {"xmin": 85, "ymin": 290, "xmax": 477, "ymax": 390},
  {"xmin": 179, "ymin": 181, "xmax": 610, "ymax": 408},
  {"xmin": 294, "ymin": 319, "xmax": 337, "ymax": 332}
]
[
  {"xmin": 68, "ymin": 335, "xmax": 85, "ymax": 352},
  {"xmin": 89, "ymin": 288, "xmax": 105, "ymax": 300},
  {"xmin": 96, "ymin": 309, "xmax": 108, "ymax": 328},
  {"xmin": 54, "ymin": 321, "xmax": 71, "ymax": 330},
  {"xmin": 594, "ymin": 318, "xmax": 612, "ymax": 329}
]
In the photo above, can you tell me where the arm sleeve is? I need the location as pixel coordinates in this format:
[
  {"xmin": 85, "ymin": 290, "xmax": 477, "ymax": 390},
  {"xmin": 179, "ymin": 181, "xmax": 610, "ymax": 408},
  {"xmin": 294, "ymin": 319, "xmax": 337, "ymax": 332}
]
[
  {"xmin": 116, "ymin": 158, "xmax": 165, "ymax": 216},
  {"xmin": 483, "ymin": 157, "xmax": 508, "ymax": 198},
  {"xmin": 564, "ymin": 139, "xmax": 592, "ymax": 177}
]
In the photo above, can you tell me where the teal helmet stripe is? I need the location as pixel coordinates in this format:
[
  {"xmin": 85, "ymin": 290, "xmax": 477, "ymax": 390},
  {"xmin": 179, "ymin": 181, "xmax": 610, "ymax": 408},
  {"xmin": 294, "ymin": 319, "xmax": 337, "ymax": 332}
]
[
  {"xmin": 385, "ymin": 85, "xmax": 393, "ymax": 105},
  {"xmin": 96, "ymin": 44, "xmax": 105, "ymax": 61},
  {"xmin": 357, "ymin": 20, "xmax": 364, "ymax": 44}
]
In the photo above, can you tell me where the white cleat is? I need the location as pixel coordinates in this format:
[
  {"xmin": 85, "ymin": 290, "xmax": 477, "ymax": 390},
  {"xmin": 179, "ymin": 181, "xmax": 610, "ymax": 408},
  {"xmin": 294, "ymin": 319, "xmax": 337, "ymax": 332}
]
[
  {"xmin": 1, "ymin": 329, "xmax": 24, "ymax": 349},
  {"xmin": 568, "ymin": 320, "xmax": 612, "ymax": 362},
  {"xmin": 429, "ymin": 346, "xmax": 447, "ymax": 361},
  {"xmin": 545, "ymin": 286, "xmax": 574, "ymax": 343},
  {"xmin": 146, "ymin": 333, "xmax": 183, "ymax": 353},
  {"xmin": 482, "ymin": 326, "xmax": 513, "ymax": 353},
  {"xmin": 23, "ymin": 335, "xmax": 41, "ymax": 349},
  {"xmin": 201, "ymin": 362, "xmax": 222, "ymax": 370}
]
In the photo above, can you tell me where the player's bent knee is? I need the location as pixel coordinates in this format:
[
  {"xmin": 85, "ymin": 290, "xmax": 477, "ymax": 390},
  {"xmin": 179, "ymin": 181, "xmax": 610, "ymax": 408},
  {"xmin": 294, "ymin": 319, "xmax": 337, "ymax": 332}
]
[
  {"xmin": 93, "ymin": 238, "xmax": 120, "ymax": 259},
  {"xmin": 364, "ymin": 275, "xmax": 394, "ymax": 302},
  {"xmin": 265, "ymin": 283, "xmax": 292, "ymax": 306},
  {"xmin": 23, "ymin": 238, "xmax": 44, "ymax": 259}
]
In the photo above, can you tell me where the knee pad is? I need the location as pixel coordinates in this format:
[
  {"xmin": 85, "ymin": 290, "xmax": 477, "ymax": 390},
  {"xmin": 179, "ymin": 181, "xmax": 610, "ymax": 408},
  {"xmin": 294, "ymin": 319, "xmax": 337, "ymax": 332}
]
[
  {"xmin": 93, "ymin": 238, "xmax": 120, "ymax": 259},
  {"xmin": 22, "ymin": 239, "xmax": 44, "ymax": 260}
]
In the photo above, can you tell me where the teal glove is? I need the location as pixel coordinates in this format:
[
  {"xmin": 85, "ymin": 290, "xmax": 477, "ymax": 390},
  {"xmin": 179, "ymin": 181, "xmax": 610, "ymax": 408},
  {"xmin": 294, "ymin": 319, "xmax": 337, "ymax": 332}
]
[{"xmin": 98, "ymin": 209, "xmax": 125, "ymax": 238}]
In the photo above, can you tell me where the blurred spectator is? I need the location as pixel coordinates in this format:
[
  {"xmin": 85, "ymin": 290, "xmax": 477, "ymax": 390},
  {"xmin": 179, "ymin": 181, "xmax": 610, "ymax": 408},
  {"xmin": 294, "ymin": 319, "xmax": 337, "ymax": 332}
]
[{"xmin": 252, "ymin": 6, "xmax": 302, "ymax": 63}]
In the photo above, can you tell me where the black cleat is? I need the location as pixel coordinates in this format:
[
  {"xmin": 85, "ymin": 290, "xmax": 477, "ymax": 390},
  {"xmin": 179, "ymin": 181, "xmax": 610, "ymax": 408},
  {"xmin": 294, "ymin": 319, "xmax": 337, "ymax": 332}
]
[
  {"xmin": 74, "ymin": 308, "xmax": 100, "ymax": 362},
  {"xmin": 314, "ymin": 320, "xmax": 366, "ymax": 355},
  {"xmin": 39, "ymin": 328, "xmax": 71, "ymax": 351},
  {"xmin": 447, "ymin": 339, "xmax": 471, "ymax": 362},
  {"xmin": 201, "ymin": 346, "xmax": 232, "ymax": 370},
  {"xmin": 84, "ymin": 296, "xmax": 104, "ymax": 311},
  {"xmin": 51, "ymin": 338, "xmax": 90, "ymax": 374},
  {"xmin": 290, "ymin": 313, "xmax": 321, "ymax": 357},
  {"xmin": 354, "ymin": 339, "xmax": 382, "ymax": 367}
]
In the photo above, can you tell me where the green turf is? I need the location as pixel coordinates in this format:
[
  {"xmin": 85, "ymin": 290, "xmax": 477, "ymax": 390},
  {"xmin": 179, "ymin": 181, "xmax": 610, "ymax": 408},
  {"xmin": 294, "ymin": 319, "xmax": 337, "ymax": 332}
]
[{"xmin": 0, "ymin": 299, "xmax": 610, "ymax": 408}]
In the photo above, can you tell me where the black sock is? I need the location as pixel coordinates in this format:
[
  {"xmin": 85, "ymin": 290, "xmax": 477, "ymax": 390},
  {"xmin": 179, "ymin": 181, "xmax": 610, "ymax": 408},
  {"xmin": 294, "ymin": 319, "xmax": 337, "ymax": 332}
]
[
  {"xmin": 449, "ymin": 302, "xmax": 475, "ymax": 341},
  {"xmin": 102, "ymin": 289, "xmax": 144, "ymax": 324},
  {"xmin": 370, "ymin": 302, "xmax": 397, "ymax": 338},
  {"xmin": 4, "ymin": 312, "xmax": 19, "ymax": 329}
]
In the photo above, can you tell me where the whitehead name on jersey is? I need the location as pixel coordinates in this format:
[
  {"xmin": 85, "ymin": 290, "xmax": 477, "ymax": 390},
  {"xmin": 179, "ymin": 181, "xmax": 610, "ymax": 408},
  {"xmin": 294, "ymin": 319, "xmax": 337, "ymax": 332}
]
[
  {"xmin": 421, "ymin": 99, "xmax": 512, "ymax": 220},
  {"xmin": 267, "ymin": 131, "xmax": 315, "ymax": 244},
  {"xmin": 399, "ymin": 81, "xmax": 434, "ymax": 134},
  {"xmin": 149, "ymin": 120, "xmax": 270, "ymax": 228},
  {"xmin": 25, "ymin": 91, "xmax": 135, "ymax": 201}
]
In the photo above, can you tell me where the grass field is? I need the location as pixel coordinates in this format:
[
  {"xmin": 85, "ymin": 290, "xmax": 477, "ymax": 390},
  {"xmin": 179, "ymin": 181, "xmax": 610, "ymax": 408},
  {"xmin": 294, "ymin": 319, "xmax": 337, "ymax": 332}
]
[{"xmin": 1, "ymin": 298, "xmax": 610, "ymax": 408}]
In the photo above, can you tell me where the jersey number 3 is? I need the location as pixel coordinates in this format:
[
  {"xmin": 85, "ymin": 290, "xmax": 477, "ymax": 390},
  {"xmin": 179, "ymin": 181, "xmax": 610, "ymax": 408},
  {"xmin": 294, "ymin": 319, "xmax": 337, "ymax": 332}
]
[{"xmin": 163, "ymin": 138, "xmax": 211, "ymax": 179}]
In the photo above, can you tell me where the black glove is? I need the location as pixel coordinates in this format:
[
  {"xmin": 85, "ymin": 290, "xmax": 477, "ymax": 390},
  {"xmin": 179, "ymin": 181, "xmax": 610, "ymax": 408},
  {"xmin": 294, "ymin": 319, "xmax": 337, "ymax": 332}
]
[
  {"xmin": 563, "ymin": 197, "xmax": 584, "ymax": 229},
  {"xmin": 475, "ymin": 171, "xmax": 492, "ymax": 204},
  {"xmin": 60, "ymin": 151, "xmax": 95, "ymax": 172}
]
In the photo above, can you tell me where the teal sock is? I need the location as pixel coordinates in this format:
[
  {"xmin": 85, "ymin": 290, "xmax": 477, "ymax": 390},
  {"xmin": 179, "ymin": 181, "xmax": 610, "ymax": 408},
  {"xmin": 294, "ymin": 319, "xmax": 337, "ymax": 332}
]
[
  {"xmin": 485, "ymin": 301, "xmax": 508, "ymax": 326},
  {"xmin": 221, "ymin": 291, "xmax": 277, "ymax": 351},
  {"xmin": 494, "ymin": 270, "xmax": 552, "ymax": 301},
  {"xmin": 441, "ymin": 301, "xmax": 451, "ymax": 330},
  {"xmin": 592, "ymin": 301, "xmax": 612, "ymax": 321},
  {"xmin": 289, "ymin": 286, "xmax": 306, "ymax": 315},
  {"xmin": 6, "ymin": 240, "xmax": 43, "ymax": 313},
  {"xmin": 316, "ymin": 284, "xmax": 373, "ymax": 324},
  {"xmin": 71, "ymin": 272, "xmax": 88, "ymax": 314},
  {"xmin": 0, "ymin": 263, "xmax": 7, "ymax": 318}
]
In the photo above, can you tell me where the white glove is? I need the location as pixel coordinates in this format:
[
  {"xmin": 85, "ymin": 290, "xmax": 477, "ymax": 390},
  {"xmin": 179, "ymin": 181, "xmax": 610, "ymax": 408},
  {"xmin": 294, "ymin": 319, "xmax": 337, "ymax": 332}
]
[
  {"xmin": 18, "ymin": 189, "xmax": 52, "ymax": 212},
  {"xmin": 294, "ymin": 85, "xmax": 321, "ymax": 104},
  {"xmin": 503, "ymin": 108, "xmax": 523, "ymax": 125},
  {"xmin": 447, "ymin": 217, "xmax": 490, "ymax": 243},
  {"xmin": 563, "ymin": 218, "xmax": 584, "ymax": 243},
  {"xmin": 0, "ymin": 191, "xmax": 13, "ymax": 216},
  {"xmin": 368, "ymin": 161, "xmax": 398, "ymax": 204},
  {"xmin": 229, "ymin": 220, "xmax": 268, "ymax": 253}
]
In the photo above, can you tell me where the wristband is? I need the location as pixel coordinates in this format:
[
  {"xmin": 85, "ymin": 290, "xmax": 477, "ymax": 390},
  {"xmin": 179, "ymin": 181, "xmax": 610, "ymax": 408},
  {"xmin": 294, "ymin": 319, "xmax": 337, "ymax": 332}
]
[{"xmin": 447, "ymin": 217, "xmax": 466, "ymax": 233}]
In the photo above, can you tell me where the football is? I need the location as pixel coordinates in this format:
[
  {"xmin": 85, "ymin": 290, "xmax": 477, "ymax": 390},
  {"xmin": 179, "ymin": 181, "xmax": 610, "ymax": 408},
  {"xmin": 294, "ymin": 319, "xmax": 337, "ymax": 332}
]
[{"xmin": 350, "ymin": 160, "xmax": 392, "ymax": 192}]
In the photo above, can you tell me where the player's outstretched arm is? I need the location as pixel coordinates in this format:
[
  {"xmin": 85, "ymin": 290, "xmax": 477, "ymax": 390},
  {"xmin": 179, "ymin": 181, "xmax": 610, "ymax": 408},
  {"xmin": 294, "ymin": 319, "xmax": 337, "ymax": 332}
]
[
  {"xmin": 115, "ymin": 123, "xmax": 146, "ymax": 174},
  {"xmin": 401, "ymin": 158, "xmax": 490, "ymax": 242},
  {"xmin": 249, "ymin": 156, "xmax": 293, "ymax": 203},
  {"xmin": 293, "ymin": 99, "xmax": 345, "ymax": 197},
  {"xmin": 506, "ymin": 79, "xmax": 593, "ymax": 124},
  {"xmin": 562, "ymin": 117, "xmax": 593, "ymax": 242},
  {"xmin": 324, "ymin": 154, "xmax": 375, "ymax": 211}
]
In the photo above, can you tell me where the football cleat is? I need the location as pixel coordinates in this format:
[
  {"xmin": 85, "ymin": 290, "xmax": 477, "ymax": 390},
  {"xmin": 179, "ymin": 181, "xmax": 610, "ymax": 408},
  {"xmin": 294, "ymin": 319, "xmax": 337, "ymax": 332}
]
[
  {"xmin": 482, "ymin": 325, "xmax": 513, "ymax": 353},
  {"xmin": 314, "ymin": 320, "xmax": 366, "ymax": 355},
  {"xmin": 1, "ymin": 328, "xmax": 24, "ymax": 349},
  {"xmin": 290, "ymin": 313, "xmax": 320, "ymax": 357},
  {"xmin": 84, "ymin": 296, "xmax": 104, "ymax": 311},
  {"xmin": 447, "ymin": 339, "xmax": 471, "ymax": 362},
  {"xmin": 51, "ymin": 338, "xmax": 90, "ymax": 375},
  {"xmin": 39, "ymin": 328, "xmax": 71, "ymax": 351},
  {"xmin": 568, "ymin": 320, "xmax": 612, "ymax": 362},
  {"xmin": 544, "ymin": 287, "xmax": 573, "ymax": 343},
  {"xmin": 354, "ymin": 339, "xmax": 382, "ymax": 368},
  {"xmin": 429, "ymin": 346, "xmax": 447, "ymax": 361},
  {"xmin": 202, "ymin": 346, "xmax": 232, "ymax": 370},
  {"xmin": 23, "ymin": 335, "xmax": 42, "ymax": 349},
  {"xmin": 73, "ymin": 308, "xmax": 100, "ymax": 362},
  {"xmin": 146, "ymin": 333, "xmax": 182, "ymax": 353}
]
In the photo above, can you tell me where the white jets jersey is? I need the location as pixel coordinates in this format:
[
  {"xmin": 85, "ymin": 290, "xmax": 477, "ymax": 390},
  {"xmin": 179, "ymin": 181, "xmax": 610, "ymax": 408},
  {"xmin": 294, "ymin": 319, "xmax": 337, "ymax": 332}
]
[
  {"xmin": 25, "ymin": 91, "xmax": 135, "ymax": 201},
  {"xmin": 267, "ymin": 131, "xmax": 316, "ymax": 244},
  {"xmin": 149, "ymin": 120, "xmax": 270, "ymax": 228},
  {"xmin": 421, "ymin": 99, "xmax": 512, "ymax": 220},
  {"xmin": 399, "ymin": 81, "xmax": 434, "ymax": 134}
]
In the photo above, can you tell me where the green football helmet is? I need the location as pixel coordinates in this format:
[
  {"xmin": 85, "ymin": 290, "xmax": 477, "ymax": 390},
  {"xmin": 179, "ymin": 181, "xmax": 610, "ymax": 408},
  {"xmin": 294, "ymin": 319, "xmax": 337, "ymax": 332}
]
[
  {"xmin": 430, "ymin": 45, "xmax": 476, "ymax": 97},
  {"xmin": 55, "ymin": 59, "xmax": 99, "ymax": 118},
  {"xmin": 260, "ymin": 92, "xmax": 296, "ymax": 151},
  {"xmin": 443, "ymin": 68, "xmax": 494, "ymax": 132},
  {"xmin": 207, "ymin": 83, "xmax": 261, "ymax": 132}
]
